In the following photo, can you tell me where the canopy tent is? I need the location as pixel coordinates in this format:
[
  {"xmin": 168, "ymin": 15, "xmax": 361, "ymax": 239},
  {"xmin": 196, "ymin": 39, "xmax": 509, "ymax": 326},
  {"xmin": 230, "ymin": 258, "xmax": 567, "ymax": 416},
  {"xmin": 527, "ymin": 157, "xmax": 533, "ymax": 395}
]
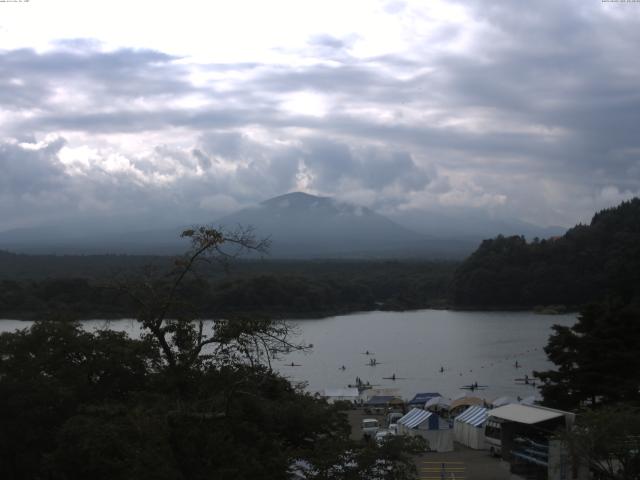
[
  {"xmin": 425, "ymin": 396, "xmax": 451, "ymax": 412},
  {"xmin": 488, "ymin": 404, "xmax": 565, "ymax": 425},
  {"xmin": 450, "ymin": 396, "xmax": 485, "ymax": 416},
  {"xmin": 362, "ymin": 388, "xmax": 401, "ymax": 401},
  {"xmin": 397, "ymin": 408, "xmax": 453, "ymax": 452},
  {"xmin": 364, "ymin": 395, "xmax": 404, "ymax": 408},
  {"xmin": 491, "ymin": 396, "xmax": 517, "ymax": 408},
  {"xmin": 321, "ymin": 388, "xmax": 360, "ymax": 404},
  {"xmin": 453, "ymin": 405, "xmax": 488, "ymax": 449},
  {"xmin": 490, "ymin": 395, "xmax": 541, "ymax": 408},
  {"xmin": 408, "ymin": 392, "xmax": 442, "ymax": 407}
]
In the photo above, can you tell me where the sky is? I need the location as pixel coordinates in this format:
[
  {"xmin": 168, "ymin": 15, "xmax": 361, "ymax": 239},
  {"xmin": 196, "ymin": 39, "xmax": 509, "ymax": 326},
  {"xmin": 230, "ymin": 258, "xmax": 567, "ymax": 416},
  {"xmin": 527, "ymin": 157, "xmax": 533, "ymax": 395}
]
[{"xmin": 1, "ymin": 0, "xmax": 639, "ymax": 232}]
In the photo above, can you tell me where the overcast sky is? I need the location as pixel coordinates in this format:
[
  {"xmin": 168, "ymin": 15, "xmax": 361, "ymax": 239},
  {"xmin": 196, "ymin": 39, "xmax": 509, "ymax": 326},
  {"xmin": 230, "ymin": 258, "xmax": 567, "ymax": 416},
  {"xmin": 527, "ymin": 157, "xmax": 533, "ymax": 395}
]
[{"xmin": 1, "ymin": 0, "xmax": 639, "ymax": 231}]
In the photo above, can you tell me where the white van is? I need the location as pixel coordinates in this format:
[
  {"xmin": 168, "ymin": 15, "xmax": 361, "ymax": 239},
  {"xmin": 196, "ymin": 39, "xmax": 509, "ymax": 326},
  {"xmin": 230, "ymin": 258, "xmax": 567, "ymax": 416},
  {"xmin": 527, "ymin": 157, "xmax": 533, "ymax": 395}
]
[{"xmin": 361, "ymin": 418, "xmax": 379, "ymax": 438}]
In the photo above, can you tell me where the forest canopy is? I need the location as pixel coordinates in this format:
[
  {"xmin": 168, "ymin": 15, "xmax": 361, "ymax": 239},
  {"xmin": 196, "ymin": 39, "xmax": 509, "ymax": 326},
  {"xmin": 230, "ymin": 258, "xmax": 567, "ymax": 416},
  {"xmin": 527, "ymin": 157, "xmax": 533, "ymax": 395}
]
[{"xmin": 451, "ymin": 198, "xmax": 640, "ymax": 309}]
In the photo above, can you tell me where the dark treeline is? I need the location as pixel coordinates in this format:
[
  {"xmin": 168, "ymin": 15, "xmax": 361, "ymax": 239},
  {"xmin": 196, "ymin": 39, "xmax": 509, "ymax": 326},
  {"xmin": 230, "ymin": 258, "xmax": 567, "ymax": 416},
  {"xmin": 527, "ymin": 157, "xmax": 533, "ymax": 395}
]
[
  {"xmin": 3, "ymin": 198, "xmax": 640, "ymax": 319},
  {"xmin": 0, "ymin": 250, "xmax": 171, "ymax": 280},
  {"xmin": 0, "ymin": 227, "xmax": 426, "ymax": 479},
  {"xmin": 451, "ymin": 198, "xmax": 640, "ymax": 309},
  {"xmin": 0, "ymin": 259, "xmax": 455, "ymax": 320}
]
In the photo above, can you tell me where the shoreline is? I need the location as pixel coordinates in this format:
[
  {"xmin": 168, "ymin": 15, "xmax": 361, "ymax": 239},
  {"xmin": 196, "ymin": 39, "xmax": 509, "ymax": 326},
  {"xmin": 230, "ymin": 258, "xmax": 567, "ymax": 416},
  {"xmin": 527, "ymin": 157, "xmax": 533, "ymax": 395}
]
[{"xmin": 0, "ymin": 304, "xmax": 578, "ymax": 322}]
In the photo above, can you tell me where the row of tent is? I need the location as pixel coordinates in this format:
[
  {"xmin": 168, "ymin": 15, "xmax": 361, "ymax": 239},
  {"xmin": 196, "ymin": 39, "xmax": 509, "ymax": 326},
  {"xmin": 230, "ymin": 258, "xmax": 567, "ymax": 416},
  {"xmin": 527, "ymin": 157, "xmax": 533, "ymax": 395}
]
[
  {"xmin": 407, "ymin": 392, "xmax": 540, "ymax": 411},
  {"xmin": 320, "ymin": 388, "xmax": 539, "ymax": 411},
  {"xmin": 392, "ymin": 405, "xmax": 487, "ymax": 452},
  {"xmin": 394, "ymin": 404, "xmax": 488, "ymax": 452},
  {"xmin": 398, "ymin": 402, "xmax": 573, "ymax": 453}
]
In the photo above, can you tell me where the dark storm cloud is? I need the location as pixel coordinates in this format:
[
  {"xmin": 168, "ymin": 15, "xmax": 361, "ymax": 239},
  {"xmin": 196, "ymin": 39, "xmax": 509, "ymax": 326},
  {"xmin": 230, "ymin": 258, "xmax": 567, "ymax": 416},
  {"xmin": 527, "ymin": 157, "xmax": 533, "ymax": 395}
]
[
  {"xmin": 301, "ymin": 137, "xmax": 430, "ymax": 192},
  {"xmin": 0, "ymin": 138, "xmax": 67, "ymax": 195}
]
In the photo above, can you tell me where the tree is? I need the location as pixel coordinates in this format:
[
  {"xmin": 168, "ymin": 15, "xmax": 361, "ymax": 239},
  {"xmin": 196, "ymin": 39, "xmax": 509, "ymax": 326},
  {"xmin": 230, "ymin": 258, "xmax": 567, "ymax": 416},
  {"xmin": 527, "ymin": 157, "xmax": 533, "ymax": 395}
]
[
  {"xmin": 560, "ymin": 405, "xmax": 640, "ymax": 480},
  {"xmin": 0, "ymin": 225, "xmax": 423, "ymax": 480},
  {"xmin": 0, "ymin": 321, "xmax": 158, "ymax": 479},
  {"xmin": 535, "ymin": 301, "xmax": 640, "ymax": 410}
]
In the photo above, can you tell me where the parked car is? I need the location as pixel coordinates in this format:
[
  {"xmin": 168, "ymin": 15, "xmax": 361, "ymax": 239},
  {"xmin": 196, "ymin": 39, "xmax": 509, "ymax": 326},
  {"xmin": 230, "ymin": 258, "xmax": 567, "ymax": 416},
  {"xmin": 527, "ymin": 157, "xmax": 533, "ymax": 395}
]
[
  {"xmin": 361, "ymin": 418, "xmax": 379, "ymax": 438},
  {"xmin": 375, "ymin": 428, "xmax": 395, "ymax": 445}
]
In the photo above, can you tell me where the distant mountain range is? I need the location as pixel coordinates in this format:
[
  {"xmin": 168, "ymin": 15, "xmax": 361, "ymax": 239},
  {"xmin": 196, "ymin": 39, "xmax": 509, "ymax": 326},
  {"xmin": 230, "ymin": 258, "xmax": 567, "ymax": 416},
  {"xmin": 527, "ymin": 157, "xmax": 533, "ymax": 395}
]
[{"xmin": 0, "ymin": 192, "xmax": 565, "ymax": 259}]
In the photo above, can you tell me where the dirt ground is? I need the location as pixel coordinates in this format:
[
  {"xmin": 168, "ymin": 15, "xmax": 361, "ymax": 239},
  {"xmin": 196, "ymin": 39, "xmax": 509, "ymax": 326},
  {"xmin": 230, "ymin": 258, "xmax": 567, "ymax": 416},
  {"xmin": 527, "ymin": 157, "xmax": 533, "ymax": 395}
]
[{"xmin": 347, "ymin": 409, "xmax": 512, "ymax": 480}]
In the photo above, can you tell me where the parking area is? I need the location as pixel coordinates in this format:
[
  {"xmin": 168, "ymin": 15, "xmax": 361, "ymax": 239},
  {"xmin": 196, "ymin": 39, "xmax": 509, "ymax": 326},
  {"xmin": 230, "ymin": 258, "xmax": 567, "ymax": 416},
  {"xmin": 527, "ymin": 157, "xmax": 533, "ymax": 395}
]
[
  {"xmin": 346, "ymin": 409, "xmax": 511, "ymax": 480},
  {"xmin": 347, "ymin": 408, "xmax": 387, "ymax": 440}
]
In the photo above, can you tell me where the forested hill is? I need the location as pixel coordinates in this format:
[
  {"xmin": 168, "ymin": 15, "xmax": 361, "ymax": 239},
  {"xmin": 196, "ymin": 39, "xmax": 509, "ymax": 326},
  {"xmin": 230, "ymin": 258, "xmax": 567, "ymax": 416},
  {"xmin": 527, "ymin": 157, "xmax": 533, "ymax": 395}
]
[
  {"xmin": 0, "ymin": 258, "xmax": 455, "ymax": 320},
  {"xmin": 451, "ymin": 198, "xmax": 640, "ymax": 309}
]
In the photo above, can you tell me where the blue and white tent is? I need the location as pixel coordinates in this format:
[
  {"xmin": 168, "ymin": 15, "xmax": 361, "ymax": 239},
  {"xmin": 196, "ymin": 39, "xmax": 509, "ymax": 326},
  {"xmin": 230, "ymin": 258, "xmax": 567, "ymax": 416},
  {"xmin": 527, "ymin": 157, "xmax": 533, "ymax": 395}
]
[
  {"xmin": 408, "ymin": 392, "xmax": 442, "ymax": 407},
  {"xmin": 397, "ymin": 408, "xmax": 453, "ymax": 452},
  {"xmin": 453, "ymin": 405, "xmax": 488, "ymax": 449},
  {"xmin": 398, "ymin": 408, "xmax": 434, "ymax": 429}
]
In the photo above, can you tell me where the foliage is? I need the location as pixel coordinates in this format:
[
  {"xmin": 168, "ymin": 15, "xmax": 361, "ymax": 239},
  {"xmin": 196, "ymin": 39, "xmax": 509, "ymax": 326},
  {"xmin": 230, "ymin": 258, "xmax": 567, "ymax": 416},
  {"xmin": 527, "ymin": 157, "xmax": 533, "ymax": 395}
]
[
  {"xmin": 0, "ymin": 225, "xmax": 421, "ymax": 480},
  {"xmin": 0, "ymin": 261, "xmax": 454, "ymax": 320},
  {"xmin": 0, "ymin": 321, "xmax": 158, "ymax": 480},
  {"xmin": 534, "ymin": 300, "xmax": 640, "ymax": 410},
  {"xmin": 451, "ymin": 198, "xmax": 640, "ymax": 308},
  {"xmin": 560, "ymin": 404, "xmax": 640, "ymax": 480},
  {"xmin": 296, "ymin": 435, "xmax": 426, "ymax": 480}
]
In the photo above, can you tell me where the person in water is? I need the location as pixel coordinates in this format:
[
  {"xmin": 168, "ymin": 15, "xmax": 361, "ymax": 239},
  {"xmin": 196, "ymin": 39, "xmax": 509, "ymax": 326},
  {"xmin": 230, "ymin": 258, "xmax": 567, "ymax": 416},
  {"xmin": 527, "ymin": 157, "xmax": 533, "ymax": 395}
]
[
  {"xmin": 391, "ymin": 373, "xmax": 396, "ymax": 380},
  {"xmin": 440, "ymin": 366, "xmax": 444, "ymax": 373}
]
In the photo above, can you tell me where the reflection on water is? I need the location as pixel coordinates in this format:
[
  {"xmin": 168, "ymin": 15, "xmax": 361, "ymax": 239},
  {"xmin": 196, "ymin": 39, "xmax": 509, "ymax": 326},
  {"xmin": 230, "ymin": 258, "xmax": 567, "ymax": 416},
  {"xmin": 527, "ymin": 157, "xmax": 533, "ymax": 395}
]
[{"xmin": 1, "ymin": 309, "xmax": 575, "ymax": 401}]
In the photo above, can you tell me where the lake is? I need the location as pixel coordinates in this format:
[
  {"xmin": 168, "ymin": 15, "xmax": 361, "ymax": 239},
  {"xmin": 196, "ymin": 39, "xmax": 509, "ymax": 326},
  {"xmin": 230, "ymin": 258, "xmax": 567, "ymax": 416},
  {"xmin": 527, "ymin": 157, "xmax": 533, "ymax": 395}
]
[{"xmin": 0, "ymin": 309, "xmax": 576, "ymax": 401}]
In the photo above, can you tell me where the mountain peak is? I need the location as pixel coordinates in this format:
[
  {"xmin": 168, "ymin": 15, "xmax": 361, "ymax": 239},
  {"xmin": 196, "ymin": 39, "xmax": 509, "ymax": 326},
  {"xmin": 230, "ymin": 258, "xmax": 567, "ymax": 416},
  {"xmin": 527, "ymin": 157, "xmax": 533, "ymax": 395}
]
[{"xmin": 261, "ymin": 192, "xmax": 328, "ymax": 209}]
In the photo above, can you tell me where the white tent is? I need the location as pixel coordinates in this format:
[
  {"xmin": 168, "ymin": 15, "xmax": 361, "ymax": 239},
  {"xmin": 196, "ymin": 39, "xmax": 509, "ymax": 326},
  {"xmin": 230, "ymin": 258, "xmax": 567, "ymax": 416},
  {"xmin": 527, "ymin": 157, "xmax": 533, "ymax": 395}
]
[
  {"xmin": 425, "ymin": 395, "xmax": 451, "ymax": 412},
  {"xmin": 491, "ymin": 396, "xmax": 516, "ymax": 408},
  {"xmin": 321, "ymin": 388, "xmax": 360, "ymax": 403},
  {"xmin": 397, "ymin": 408, "xmax": 453, "ymax": 452},
  {"xmin": 453, "ymin": 405, "xmax": 488, "ymax": 450}
]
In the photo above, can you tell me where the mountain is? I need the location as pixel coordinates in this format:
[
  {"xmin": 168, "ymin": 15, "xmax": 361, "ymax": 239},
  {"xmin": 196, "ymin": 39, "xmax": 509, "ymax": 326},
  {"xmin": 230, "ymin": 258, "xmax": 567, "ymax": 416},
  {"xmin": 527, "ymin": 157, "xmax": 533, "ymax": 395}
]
[
  {"xmin": 0, "ymin": 192, "xmax": 564, "ymax": 258},
  {"xmin": 388, "ymin": 207, "xmax": 565, "ymax": 241},
  {"xmin": 451, "ymin": 198, "xmax": 640, "ymax": 308},
  {"xmin": 215, "ymin": 192, "xmax": 435, "ymax": 258}
]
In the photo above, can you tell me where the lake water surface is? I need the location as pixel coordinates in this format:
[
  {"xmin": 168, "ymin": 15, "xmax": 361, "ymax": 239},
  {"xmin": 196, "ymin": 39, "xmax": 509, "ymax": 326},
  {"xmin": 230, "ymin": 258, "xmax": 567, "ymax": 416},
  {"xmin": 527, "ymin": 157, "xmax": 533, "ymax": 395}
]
[{"xmin": 0, "ymin": 309, "xmax": 576, "ymax": 401}]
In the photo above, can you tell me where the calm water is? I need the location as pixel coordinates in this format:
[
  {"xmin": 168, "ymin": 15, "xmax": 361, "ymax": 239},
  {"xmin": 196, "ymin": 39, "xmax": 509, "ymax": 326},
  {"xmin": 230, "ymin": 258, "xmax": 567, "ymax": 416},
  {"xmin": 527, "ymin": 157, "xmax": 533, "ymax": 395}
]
[{"xmin": 0, "ymin": 309, "xmax": 576, "ymax": 401}]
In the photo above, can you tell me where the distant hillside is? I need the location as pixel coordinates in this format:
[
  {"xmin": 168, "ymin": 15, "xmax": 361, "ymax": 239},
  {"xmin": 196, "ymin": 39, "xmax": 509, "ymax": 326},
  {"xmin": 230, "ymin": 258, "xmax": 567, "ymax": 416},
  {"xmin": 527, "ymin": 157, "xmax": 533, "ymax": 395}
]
[
  {"xmin": 0, "ymin": 191, "xmax": 562, "ymax": 259},
  {"xmin": 451, "ymin": 198, "xmax": 640, "ymax": 308},
  {"xmin": 388, "ymin": 208, "xmax": 565, "ymax": 241},
  {"xmin": 0, "ymin": 193, "xmax": 465, "ymax": 257},
  {"xmin": 216, "ymin": 192, "xmax": 471, "ymax": 258},
  {"xmin": 217, "ymin": 192, "xmax": 420, "ymax": 257}
]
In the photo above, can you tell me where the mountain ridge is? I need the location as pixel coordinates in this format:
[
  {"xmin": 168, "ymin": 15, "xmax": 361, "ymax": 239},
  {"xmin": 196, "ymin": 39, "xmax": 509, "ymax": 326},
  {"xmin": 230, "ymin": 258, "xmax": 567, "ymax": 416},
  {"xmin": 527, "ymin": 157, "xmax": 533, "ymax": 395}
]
[{"xmin": 0, "ymin": 191, "xmax": 563, "ymax": 258}]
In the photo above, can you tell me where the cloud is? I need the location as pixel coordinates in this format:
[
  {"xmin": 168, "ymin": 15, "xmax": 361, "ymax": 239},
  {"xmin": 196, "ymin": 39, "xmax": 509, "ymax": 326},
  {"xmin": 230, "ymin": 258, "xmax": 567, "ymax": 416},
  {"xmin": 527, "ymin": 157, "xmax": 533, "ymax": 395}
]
[
  {"xmin": 301, "ymin": 137, "xmax": 431, "ymax": 193},
  {"xmin": 1, "ymin": 1, "xmax": 640, "ymax": 229}
]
